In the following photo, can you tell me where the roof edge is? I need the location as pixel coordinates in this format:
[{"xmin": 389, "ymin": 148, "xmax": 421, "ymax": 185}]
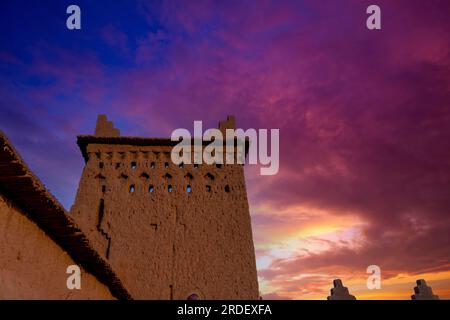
[{"xmin": 77, "ymin": 135, "xmax": 250, "ymax": 163}]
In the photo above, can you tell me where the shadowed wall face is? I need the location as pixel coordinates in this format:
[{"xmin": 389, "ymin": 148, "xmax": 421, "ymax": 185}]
[
  {"xmin": 70, "ymin": 142, "xmax": 259, "ymax": 299},
  {"xmin": 0, "ymin": 194, "xmax": 114, "ymax": 300}
]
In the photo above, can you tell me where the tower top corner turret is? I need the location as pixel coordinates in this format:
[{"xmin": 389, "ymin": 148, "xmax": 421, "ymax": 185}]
[{"xmin": 95, "ymin": 114, "xmax": 120, "ymax": 137}]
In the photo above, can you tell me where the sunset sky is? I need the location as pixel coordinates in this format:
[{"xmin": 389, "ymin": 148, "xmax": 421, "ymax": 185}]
[{"xmin": 1, "ymin": 0, "xmax": 449, "ymax": 299}]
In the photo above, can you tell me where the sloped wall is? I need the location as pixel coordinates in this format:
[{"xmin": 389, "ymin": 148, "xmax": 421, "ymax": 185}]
[{"xmin": 0, "ymin": 194, "xmax": 115, "ymax": 299}]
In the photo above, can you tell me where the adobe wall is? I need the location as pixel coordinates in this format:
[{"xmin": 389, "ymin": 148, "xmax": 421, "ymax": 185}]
[
  {"xmin": 70, "ymin": 143, "xmax": 259, "ymax": 299},
  {"xmin": 0, "ymin": 193, "xmax": 115, "ymax": 299}
]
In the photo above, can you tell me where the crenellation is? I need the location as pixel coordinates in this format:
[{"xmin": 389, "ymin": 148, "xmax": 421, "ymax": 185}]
[
  {"xmin": 218, "ymin": 115, "xmax": 236, "ymax": 136},
  {"xmin": 327, "ymin": 279, "xmax": 357, "ymax": 300},
  {"xmin": 95, "ymin": 114, "xmax": 120, "ymax": 137}
]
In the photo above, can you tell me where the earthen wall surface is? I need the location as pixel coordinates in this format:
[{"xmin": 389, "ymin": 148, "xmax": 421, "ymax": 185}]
[{"xmin": 0, "ymin": 194, "xmax": 115, "ymax": 299}]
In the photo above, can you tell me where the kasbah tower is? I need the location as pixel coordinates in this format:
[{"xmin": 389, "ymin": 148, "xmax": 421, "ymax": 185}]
[{"xmin": 70, "ymin": 115, "xmax": 260, "ymax": 300}]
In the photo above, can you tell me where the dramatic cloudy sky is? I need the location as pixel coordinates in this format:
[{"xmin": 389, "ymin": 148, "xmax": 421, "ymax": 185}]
[{"xmin": 1, "ymin": 0, "xmax": 449, "ymax": 299}]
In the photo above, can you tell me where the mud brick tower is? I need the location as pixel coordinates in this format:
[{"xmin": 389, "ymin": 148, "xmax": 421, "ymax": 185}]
[{"xmin": 70, "ymin": 115, "xmax": 259, "ymax": 299}]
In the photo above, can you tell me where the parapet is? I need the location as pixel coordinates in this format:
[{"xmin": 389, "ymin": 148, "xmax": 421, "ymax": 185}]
[
  {"xmin": 95, "ymin": 114, "xmax": 120, "ymax": 137},
  {"xmin": 327, "ymin": 279, "xmax": 357, "ymax": 300},
  {"xmin": 411, "ymin": 279, "xmax": 439, "ymax": 300},
  {"xmin": 218, "ymin": 115, "xmax": 236, "ymax": 136},
  {"xmin": 77, "ymin": 115, "xmax": 249, "ymax": 163}
]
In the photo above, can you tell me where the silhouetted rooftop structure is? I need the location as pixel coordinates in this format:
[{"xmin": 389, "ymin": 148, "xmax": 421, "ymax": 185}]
[
  {"xmin": 411, "ymin": 279, "xmax": 439, "ymax": 300},
  {"xmin": 327, "ymin": 279, "xmax": 356, "ymax": 300}
]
